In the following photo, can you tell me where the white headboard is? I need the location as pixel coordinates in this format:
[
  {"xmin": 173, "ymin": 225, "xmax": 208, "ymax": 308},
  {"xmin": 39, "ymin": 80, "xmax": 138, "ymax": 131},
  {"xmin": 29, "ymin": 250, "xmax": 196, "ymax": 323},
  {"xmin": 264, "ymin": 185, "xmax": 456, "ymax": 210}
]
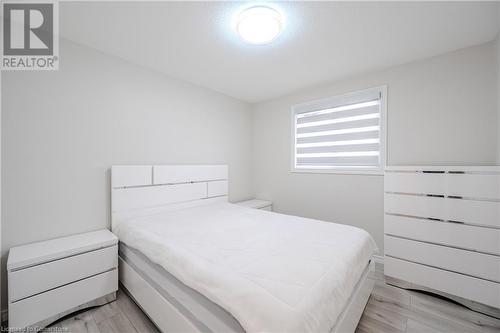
[{"xmin": 111, "ymin": 165, "xmax": 228, "ymax": 231}]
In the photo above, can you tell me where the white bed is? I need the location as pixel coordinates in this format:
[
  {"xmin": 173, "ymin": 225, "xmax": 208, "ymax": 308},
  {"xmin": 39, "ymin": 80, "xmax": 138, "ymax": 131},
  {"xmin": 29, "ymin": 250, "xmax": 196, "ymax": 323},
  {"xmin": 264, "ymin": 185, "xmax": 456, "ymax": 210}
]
[{"xmin": 111, "ymin": 165, "xmax": 377, "ymax": 333}]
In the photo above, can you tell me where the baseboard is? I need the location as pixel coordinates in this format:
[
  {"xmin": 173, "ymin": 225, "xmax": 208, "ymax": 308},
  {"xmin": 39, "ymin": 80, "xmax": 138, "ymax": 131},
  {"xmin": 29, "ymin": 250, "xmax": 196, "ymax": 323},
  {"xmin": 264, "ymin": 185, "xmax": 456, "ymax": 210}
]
[{"xmin": 372, "ymin": 254, "xmax": 384, "ymax": 265}]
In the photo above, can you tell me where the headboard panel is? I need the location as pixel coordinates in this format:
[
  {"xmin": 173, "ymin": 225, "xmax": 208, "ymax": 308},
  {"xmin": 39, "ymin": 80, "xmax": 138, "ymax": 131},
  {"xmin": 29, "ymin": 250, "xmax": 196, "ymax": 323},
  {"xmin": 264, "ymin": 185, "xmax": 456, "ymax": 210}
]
[
  {"xmin": 153, "ymin": 165, "xmax": 227, "ymax": 184},
  {"xmin": 111, "ymin": 165, "xmax": 228, "ymax": 231},
  {"xmin": 113, "ymin": 182, "xmax": 208, "ymax": 212},
  {"xmin": 111, "ymin": 165, "xmax": 152, "ymax": 188}
]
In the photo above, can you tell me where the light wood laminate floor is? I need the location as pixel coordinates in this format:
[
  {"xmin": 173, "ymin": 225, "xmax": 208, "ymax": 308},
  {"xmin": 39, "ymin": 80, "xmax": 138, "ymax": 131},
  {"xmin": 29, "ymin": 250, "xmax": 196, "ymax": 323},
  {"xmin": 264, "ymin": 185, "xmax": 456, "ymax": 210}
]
[{"xmin": 47, "ymin": 265, "xmax": 500, "ymax": 333}]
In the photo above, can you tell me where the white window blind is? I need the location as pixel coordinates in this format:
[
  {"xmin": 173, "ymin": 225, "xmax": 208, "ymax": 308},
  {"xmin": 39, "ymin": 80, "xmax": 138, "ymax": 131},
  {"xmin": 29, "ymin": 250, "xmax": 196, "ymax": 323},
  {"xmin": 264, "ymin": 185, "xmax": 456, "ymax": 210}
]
[{"xmin": 292, "ymin": 87, "xmax": 386, "ymax": 173}]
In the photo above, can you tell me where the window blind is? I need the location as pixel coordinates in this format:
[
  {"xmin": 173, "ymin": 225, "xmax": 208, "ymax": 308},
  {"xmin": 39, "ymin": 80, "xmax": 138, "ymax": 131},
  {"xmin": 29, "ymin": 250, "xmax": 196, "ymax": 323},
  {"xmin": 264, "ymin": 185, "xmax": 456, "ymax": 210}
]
[{"xmin": 293, "ymin": 91, "xmax": 382, "ymax": 170}]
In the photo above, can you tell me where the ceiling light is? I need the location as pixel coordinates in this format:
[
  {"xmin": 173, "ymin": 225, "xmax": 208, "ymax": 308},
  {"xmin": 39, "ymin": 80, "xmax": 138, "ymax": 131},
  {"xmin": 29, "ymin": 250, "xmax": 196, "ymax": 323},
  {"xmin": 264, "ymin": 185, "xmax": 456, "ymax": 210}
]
[{"xmin": 236, "ymin": 6, "xmax": 283, "ymax": 45}]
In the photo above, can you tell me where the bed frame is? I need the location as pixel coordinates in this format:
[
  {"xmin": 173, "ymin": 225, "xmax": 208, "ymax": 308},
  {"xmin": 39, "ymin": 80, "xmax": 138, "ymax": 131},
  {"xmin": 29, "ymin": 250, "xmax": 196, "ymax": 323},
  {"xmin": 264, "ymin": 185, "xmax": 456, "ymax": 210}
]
[{"xmin": 111, "ymin": 165, "xmax": 375, "ymax": 333}]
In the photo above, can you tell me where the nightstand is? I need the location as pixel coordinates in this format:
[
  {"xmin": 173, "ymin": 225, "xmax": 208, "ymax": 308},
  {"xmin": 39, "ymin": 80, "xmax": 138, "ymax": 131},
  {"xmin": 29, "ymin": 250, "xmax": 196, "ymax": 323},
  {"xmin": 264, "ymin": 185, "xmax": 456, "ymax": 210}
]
[
  {"xmin": 236, "ymin": 199, "xmax": 273, "ymax": 211},
  {"xmin": 7, "ymin": 229, "xmax": 118, "ymax": 331}
]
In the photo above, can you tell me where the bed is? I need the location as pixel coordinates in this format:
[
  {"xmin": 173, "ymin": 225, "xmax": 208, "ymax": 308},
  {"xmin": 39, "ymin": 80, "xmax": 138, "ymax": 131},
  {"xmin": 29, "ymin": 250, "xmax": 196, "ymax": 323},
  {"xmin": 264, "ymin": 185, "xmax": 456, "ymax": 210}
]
[{"xmin": 111, "ymin": 165, "xmax": 377, "ymax": 333}]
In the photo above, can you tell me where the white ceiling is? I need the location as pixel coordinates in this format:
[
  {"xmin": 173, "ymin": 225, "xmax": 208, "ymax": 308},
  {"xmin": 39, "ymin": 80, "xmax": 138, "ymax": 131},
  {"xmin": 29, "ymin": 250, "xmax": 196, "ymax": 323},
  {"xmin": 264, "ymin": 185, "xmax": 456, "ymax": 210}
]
[{"xmin": 60, "ymin": 1, "xmax": 500, "ymax": 103}]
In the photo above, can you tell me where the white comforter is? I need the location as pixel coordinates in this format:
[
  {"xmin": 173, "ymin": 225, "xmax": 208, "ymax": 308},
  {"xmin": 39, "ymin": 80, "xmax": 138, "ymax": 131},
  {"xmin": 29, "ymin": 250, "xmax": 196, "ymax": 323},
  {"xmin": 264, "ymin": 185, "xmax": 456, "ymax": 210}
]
[{"xmin": 116, "ymin": 202, "xmax": 377, "ymax": 333}]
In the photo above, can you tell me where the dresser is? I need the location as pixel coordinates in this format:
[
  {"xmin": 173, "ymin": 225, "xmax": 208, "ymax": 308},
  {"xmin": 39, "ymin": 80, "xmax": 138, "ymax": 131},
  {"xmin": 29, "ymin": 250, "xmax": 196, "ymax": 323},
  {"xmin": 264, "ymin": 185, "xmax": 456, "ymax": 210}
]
[
  {"xmin": 8, "ymin": 229, "xmax": 118, "ymax": 330},
  {"xmin": 384, "ymin": 166, "xmax": 500, "ymax": 317}
]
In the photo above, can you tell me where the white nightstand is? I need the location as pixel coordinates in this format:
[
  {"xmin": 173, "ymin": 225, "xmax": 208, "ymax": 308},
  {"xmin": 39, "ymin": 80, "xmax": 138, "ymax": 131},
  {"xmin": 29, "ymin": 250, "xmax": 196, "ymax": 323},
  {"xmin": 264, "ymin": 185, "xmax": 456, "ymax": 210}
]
[
  {"xmin": 236, "ymin": 199, "xmax": 273, "ymax": 211},
  {"xmin": 7, "ymin": 229, "xmax": 118, "ymax": 331}
]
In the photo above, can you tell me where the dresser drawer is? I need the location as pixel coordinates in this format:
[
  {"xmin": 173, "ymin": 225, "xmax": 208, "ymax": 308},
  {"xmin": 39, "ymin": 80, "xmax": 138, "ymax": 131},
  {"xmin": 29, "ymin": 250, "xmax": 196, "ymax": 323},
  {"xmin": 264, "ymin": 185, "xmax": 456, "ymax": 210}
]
[
  {"xmin": 385, "ymin": 193, "xmax": 500, "ymax": 228},
  {"xmin": 9, "ymin": 245, "xmax": 117, "ymax": 302},
  {"xmin": 385, "ymin": 236, "xmax": 500, "ymax": 282},
  {"xmin": 385, "ymin": 172, "xmax": 500, "ymax": 199},
  {"xmin": 385, "ymin": 257, "xmax": 500, "ymax": 308},
  {"xmin": 385, "ymin": 214, "xmax": 500, "ymax": 255},
  {"xmin": 9, "ymin": 269, "xmax": 117, "ymax": 328}
]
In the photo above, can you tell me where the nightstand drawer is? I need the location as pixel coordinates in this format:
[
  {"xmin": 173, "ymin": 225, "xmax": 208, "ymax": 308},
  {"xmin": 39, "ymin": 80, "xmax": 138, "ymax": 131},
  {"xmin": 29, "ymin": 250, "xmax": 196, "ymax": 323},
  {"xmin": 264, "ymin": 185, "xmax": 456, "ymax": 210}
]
[
  {"xmin": 9, "ymin": 269, "xmax": 118, "ymax": 328},
  {"xmin": 9, "ymin": 245, "xmax": 117, "ymax": 302}
]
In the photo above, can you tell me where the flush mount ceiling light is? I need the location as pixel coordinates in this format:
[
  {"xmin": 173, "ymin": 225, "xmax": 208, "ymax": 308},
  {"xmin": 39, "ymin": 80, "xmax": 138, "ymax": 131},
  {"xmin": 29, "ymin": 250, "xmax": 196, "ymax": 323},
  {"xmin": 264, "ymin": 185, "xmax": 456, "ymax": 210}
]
[{"xmin": 236, "ymin": 6, "xmax": 283, "ymax": 44}]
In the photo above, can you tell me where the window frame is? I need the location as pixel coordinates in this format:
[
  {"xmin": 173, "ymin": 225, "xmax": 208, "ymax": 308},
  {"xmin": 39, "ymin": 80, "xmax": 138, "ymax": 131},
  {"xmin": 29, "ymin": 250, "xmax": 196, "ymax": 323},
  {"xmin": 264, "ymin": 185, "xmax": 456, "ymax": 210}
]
[{"xmin": 290, "ymin": 86, "xmax": 387, "ymax": 175}]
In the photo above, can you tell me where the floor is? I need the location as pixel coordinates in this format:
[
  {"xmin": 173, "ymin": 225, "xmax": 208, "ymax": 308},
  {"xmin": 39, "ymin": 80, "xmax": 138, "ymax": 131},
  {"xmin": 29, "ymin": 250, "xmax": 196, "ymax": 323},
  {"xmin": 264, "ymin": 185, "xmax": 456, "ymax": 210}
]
[{"xmin": 47, "ymin": 264, "xmax": 500, "ymax": 333}]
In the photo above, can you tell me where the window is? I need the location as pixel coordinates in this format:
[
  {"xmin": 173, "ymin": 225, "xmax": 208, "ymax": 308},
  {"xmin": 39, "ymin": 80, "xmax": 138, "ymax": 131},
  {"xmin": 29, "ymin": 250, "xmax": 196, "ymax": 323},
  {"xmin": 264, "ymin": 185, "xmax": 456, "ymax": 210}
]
[{"xmin": 291, "ymin": 86, "xmax": 386, "ymax": 174}]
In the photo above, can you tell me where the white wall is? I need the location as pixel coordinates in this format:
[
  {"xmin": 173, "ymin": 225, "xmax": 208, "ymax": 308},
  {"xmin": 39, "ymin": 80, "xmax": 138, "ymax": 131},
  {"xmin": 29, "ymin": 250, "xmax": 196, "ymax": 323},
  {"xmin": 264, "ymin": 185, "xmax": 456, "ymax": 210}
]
[
  {"xmin": 1, "ymin": 39, "xmax": 253, "ymax": 308},
  {"xmin": 252, "ymin": 41, "xmax": 498, "ymax": 254}
]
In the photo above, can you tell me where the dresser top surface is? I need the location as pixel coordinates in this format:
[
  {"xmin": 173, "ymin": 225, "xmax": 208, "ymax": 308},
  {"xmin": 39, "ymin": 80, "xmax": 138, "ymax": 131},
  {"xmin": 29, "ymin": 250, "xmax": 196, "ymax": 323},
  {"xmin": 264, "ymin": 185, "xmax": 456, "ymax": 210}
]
[{"xmin": 8, "ymin": 229, "xmax": 118, "ymax": 271}]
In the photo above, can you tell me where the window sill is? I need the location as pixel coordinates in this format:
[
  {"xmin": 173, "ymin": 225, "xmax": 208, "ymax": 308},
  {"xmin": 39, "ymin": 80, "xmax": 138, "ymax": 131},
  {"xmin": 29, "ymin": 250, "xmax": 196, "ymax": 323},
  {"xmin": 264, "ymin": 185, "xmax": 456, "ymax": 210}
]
[{"xmin": 291, "ymin": 167, "xmax": 384, "ymax": 176}]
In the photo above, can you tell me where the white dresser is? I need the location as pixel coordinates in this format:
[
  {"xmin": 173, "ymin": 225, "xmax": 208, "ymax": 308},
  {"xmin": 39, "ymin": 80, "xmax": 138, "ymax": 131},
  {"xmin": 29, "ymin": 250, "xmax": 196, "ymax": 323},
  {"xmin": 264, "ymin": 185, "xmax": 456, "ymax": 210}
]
[
  {"xmin": 236, "ymin": 199, "xmax": 273, "ymax": 211},
  {"xmin": 8, "ymin": 229, "xmax": 118, "ymax": 330},
  {"xmin": 384, "ymin": 166, "xmax": 500, "ymax": 317}
]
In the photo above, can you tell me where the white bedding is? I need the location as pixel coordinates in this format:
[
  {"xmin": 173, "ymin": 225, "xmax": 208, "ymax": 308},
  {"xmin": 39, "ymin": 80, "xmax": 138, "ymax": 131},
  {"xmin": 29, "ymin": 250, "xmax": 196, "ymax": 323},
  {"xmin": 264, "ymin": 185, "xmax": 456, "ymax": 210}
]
[{"xmin": 115, "ymin": 202, "xmax": 377, "ymax": 333}]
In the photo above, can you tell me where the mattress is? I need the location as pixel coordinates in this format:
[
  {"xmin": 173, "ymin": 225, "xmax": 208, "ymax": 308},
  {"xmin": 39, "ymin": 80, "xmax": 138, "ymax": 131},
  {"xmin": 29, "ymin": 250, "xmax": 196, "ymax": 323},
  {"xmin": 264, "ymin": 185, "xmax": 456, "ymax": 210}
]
[
  {"xmin": 120, "ymin": 243, "xmax": 244, "ymax": 332},
  {"xmin": 115, "ymin": 202, "xmax": 377, "ymax": 333}
]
